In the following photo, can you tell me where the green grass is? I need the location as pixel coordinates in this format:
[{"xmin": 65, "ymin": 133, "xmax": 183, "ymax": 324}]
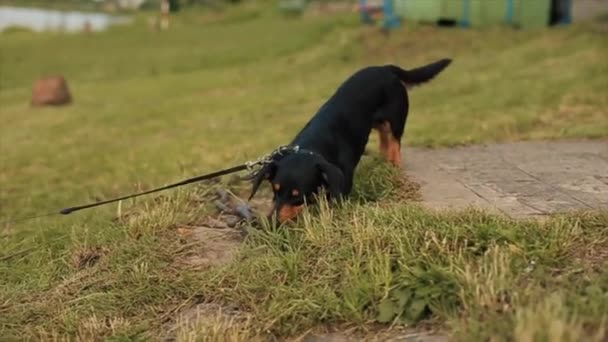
[{"xmin": 1, "ymin": 4, "xmax": 607, "ymax": 341}]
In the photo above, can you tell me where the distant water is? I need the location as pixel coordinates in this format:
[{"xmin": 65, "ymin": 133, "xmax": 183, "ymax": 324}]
[{"xmin": 0, "ymin": 6, "xmax": 131, "ymax": 32}]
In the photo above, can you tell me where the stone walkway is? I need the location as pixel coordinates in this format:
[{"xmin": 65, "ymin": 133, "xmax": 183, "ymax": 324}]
[{"xmin": 404, "ymin": 140, "xmax": 608, "ymax": 218}]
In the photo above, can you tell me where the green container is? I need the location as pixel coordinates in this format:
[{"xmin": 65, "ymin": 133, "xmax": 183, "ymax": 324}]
[
  {"xmin": 394, "ymin": 0, "xmax": 442, "ymax": 23},
  {"xmin": 278, "ymin": 0, "xmax": 307, "ymax": 14},
  {"xmin": 441, "ymin": 0, "xmax": 465, "ymax": 24},
  {"xmin": 515, "ymin": 0, "xmax": 551, "ymax": 28},
  {"xmin": 469, "ymin": 0, "xmax": 509, "ymax": 27},
  {"xmin": 470, "ymin": 0, "xmax": 551, "ymax": 28},
  {"xmin": 394, "ymin": 0, "xmax": 551, "ymax": 29}
]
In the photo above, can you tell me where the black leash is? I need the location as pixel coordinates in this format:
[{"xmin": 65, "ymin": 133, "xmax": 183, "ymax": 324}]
[
  {"xmin": 59, "ymin": 163, "xmax": 249, "ymax": 215},
  {"xmin": 1, "ymin": 146, "xmax": 299, "ymax": 226}
]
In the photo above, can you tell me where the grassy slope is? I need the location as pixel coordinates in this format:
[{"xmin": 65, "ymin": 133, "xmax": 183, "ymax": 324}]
[{"xmin": 1, "ymin": 4, "xmax": 607, "ymax": 341}]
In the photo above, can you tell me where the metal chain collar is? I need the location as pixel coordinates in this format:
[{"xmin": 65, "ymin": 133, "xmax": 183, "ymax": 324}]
[{"xmin": 244, "ymin": 145, "xmax": 300, "ymax": 172}]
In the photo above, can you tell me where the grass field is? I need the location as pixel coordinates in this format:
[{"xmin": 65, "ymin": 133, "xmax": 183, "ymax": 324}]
[{"xmin": 1, "ymin": 3, "xmax": 607, "ymax": 341}]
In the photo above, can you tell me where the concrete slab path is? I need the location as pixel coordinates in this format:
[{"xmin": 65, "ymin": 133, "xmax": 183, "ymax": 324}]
[{"xmin": 404, "ymin": 140, "xmax": 608, "ymax": 218}]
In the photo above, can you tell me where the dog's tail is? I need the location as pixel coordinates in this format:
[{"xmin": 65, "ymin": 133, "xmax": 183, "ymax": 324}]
[{"xmin": 385, "ymin": 58, "xmax": 452, "ymax": 89}]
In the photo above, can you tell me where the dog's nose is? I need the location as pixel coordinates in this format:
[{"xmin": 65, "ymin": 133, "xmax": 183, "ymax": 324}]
[
  {"xmin": 278, "ymin": 204, "xmax": 304, "ymax": 222},
  {"xmin": 267, "ymin": 203, "xmax": 304, "ymax": 223}
]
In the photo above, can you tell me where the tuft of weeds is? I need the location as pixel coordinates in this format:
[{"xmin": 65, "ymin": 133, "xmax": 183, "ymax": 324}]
[
  {"xmin": 351, "ymin": 154, "xmax": 420, "ymax": 203},
  {"xmin": 69, "ymin": 245, "xmax": 106, "ymax": 270},
  {"xmin": 513, "ymin": 293, "xmax": 607, "ymax": 342},
  {"xmin": 174, "ymin": 304, "xmax": 264, "ymax": 342}
]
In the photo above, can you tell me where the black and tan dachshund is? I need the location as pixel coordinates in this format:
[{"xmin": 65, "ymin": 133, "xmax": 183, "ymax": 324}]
[{"xmin": 249, "ymin": 59, "xmax": 452, "ymax": 222}]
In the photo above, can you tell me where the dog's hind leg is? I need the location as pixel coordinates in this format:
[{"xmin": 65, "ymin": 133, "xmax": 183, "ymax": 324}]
[
  {"xmin": 375, "ymin": 121, "xmax": 402, "ymax": 166},
  {"xmin": 373, "ymin": 121, "xmax": 398, "ymax": 166},
  {"xmin": 373, "ymin": 82, "xmax": 409, "ymax": 167}
]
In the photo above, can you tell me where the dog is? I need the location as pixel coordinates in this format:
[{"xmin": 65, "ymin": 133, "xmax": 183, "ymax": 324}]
[{"xmin": 248, "ymin": 59, "xmax": 452, "ymax": 222}]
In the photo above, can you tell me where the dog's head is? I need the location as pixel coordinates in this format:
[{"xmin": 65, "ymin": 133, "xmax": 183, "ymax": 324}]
[{"xmin": 248, "ymin": 150, "xmax": 344, "ymax": 222}]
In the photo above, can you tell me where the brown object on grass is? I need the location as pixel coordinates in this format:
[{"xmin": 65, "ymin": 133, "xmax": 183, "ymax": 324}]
[{"xmin": 31, "ymin": 76, "xmax": 72, "ymax": 106}]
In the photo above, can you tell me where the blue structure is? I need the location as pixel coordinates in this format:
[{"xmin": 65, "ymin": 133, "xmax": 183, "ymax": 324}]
[
  {"xmin": 383, "ymin": 0, "xmax": 400, "ymax": 29},
  {"xmin": 460, "ymin": 0, "xmax": 471, "ymax": 27},
  {"xmin": 505, "ymin": 0, "xmax": 515, "ymax": 24},
  {"xmin": 359, "ymin": 0, "xmax": 400, "ymax": 29},
  {"xmin": 359, "ymin": 0, "xmax": 373, "ymax": 24}
]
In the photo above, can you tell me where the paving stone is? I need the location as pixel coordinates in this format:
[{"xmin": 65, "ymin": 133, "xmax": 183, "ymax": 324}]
[{"xmin": 404, "ymin": 140, "xmax": 608, "ymax": 218}]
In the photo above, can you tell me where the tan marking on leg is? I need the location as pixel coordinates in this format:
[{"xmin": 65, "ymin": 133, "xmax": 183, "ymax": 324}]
[
  {"xmin": 375, "ymin": 121, "xmax": 392, "ymax": 162},
  {"xmin": 388, "ymin": 137, "xmax": 401, "ymax": 167},
  {"xmin": 374, "ymin": 121, "xmax": 401, "ymax": 167}
]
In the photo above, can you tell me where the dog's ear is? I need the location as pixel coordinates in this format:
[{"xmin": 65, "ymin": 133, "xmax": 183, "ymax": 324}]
[
  {"xmin": 317, "ymin": 160, "xmax": 344, "ymax": 201},
  {"xmin": 248, "ymin": 163, "xmax": 276, "ymax": 201}
]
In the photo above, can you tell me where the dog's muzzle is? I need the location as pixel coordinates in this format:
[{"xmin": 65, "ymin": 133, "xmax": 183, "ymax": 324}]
[{"xmin": 269, "ymin": 203, "xmax": 304, "ymax": 223}]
